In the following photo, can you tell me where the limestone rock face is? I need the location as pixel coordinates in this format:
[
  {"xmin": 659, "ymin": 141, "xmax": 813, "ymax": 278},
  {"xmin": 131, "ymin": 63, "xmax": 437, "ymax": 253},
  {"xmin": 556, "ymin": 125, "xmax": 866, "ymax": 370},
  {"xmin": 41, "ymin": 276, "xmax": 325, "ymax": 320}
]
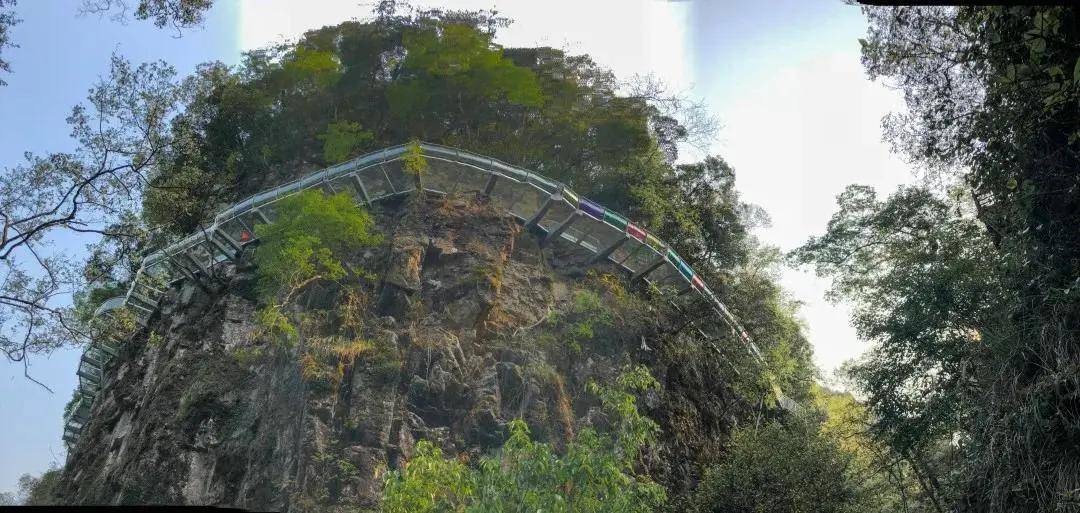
[{"xmin": 55, "ymin": 196, "xmax": 748, "ymax": 510}]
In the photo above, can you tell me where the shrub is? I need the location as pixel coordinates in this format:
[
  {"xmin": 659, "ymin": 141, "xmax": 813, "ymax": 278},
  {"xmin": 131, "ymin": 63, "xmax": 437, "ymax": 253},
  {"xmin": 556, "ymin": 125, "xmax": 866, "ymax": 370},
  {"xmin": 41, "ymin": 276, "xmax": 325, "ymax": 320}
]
[
  {"xmin": 253, "ymin": 189, "xmax": 381, "ymax": 301},
  {"xmin": 380, "ymin": 366, "xmax": 665, "ymax": 513},
  {"xmin": 690, "ymin": 414, "xmax": 869, "ymax": 513}
]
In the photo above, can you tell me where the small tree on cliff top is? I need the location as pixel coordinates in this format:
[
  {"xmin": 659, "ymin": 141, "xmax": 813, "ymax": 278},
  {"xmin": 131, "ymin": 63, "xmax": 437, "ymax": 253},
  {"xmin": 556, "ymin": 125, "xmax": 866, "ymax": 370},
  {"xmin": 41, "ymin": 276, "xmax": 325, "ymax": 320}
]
[{"xmin": 252, "ymin": 189, "xmax": 381, "ymax": 343}]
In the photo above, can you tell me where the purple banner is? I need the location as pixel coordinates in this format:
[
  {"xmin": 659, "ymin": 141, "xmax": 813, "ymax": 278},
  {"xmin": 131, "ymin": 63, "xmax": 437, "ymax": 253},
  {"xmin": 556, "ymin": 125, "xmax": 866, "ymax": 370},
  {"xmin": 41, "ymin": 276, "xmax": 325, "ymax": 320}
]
[{"xmin": 579, "ymin": 198, "xmax": 605, "ymax": 220}]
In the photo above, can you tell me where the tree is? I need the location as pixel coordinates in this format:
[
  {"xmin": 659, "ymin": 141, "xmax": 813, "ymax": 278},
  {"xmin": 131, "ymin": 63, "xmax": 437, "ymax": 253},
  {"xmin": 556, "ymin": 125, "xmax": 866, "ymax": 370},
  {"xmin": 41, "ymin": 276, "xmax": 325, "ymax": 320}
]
[
  {"xmin": 791, "ymin": 185, "xmax": 1004, "ymax": 509},
  {"xmin": 16, "ymin": 466, "xmax": 62, "ymax": 505},
  {"xmin": 0, "ymin": 1, "xmax": 215, "ymax": 86},
  {"xmin": 253, "ymin": 190, "xmax": 381, "ymax": 303},
  {"xmin": 0, "ymin": 56, "xmax": 187, "ymax": 386},
  {"xmin": 849, "ymin": 6, "xmax": 1080, "ymax": 510},
  {"xmin": 690, "ymin": 413, "xmax": 867, "ymax": 513},
  {"xmin": 250, "ymin": 189, "xmax": 382, "ymax": 397},
  {"xmin": 319, "ymin": 120, "xmax": 373, "ymax": 163},
  {"xmin": 813, "ymin": 385, "xmax": 941, "ymax": 513},
  {"xmin": 0, "ymin": 0, "xmax": 17, "ymax": 86},
  {"xmin": 79, "ymin": 0, "xmax": 213, "ymax": 33}
]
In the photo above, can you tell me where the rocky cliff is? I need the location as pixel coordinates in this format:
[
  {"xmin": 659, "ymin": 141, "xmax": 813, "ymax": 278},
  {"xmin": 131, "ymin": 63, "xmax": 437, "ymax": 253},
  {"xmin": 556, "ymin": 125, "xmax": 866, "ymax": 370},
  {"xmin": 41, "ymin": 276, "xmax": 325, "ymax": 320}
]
[{"xmin": 55, "ymin": 194, "xmax": 754, "ymax": 510}]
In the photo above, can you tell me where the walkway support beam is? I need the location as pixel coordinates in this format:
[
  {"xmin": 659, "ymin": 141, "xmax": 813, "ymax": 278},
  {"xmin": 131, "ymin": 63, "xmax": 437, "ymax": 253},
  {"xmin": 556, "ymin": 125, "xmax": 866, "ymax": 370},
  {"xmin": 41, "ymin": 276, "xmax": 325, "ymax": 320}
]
[
  {"xmin": 214, "ymin": 227, "xmax": 242, "ymax": 254},
  {"xmin": 526, "ymin": 194, "xmax": 560, "ymax": 230},
  {"xmin": 352, "ymin": 174, "xmax": 372, "ymax": 204},
  {"xmin": 483, "ymin": 173, "xmax": 498, "ymax": 196},
  {"xmin": 631, "ymin": 257, "xmax": 666, "ymax": 283},
  {"xmin": 542, "ymin": 211, "xmax": 581, "ymax": 246},
  {"xmin": 590, "ymin": 236, "xmax": 628, "ymax": 265}
]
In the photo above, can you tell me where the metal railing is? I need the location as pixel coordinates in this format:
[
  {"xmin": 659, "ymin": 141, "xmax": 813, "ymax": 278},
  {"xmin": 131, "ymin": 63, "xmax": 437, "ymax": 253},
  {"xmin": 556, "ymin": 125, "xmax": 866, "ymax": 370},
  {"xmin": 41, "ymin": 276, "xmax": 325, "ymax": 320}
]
[{"xmin": 63, "ymin": 142, "xmax": 791, "ymax": 447}]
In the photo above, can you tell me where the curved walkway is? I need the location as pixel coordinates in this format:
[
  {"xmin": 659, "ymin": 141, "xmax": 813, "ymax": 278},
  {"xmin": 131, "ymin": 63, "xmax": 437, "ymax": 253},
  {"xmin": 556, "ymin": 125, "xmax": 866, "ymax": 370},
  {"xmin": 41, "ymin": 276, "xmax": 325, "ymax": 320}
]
[{"xmin": 63, "ymin": 142, "xmax": 792, "ymax": 446}]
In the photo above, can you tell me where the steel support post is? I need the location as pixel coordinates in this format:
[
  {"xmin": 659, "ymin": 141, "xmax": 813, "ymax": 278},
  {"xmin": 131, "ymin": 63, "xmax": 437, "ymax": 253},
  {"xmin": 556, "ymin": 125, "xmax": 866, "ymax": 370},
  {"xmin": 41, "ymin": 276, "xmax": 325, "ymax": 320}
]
[
  {"xmin": 526, "ymin": 194, "xmax": 560, "ymax": 230},
  {"xmin": 631, "ymin": 256, "xmax": 666, "ymax": 283},
  {"xmin": 482, "ymin": 172, "xmax": 498, "ymax": 196},
  {"xmin": 589, "ymin": 236, "xmax": 628, "ymax": 265},
  {"xmin": 542, "ymin": 210, "xmax": 581, "ymax": 246}
]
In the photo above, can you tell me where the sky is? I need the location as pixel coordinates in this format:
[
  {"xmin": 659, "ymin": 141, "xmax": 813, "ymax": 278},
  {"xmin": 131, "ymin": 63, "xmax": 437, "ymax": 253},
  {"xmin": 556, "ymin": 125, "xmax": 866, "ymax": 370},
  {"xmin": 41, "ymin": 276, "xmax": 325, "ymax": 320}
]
[{"xmin": 0, "ymin": 0, "xmax": 912, "ymax": 496}]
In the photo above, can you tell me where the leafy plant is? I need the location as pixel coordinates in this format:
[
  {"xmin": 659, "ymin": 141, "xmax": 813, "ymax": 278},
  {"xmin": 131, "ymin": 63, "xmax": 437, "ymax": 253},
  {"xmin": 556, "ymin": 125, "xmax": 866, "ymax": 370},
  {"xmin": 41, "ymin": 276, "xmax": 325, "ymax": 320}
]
[
  {"xmin": 319, "ymin": 120, "xmax": 373, "ymax": 163},
  {"xmin": 253, "ymin": 189, "xmax": 381, "ymax": 301},
  {"xmin": 380, "ymin": 366, "xmax": 666, "ymax": 513},
  {"xmin": 691, "ymin": 415, "xmax": 869, "ymax": 513}
]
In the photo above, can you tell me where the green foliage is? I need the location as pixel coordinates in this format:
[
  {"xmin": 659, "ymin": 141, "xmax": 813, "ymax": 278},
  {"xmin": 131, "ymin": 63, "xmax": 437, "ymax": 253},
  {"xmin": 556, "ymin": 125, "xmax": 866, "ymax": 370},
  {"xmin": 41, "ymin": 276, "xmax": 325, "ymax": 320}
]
[
  {"xmin": 690, "ymin": 414, "xmax": 868, "ymax": 513},
  {"xmin": 231, "ymin": 345, "xmax": 266, "ymax": 367},
  {"xmin": 402, "ymin": 138, "xmax": 428, "ymax": 192},
  {"xmin": 812, "ymin": 385, "xmax": 936, "ymax": 513},
  {"xmin": 402, "ymin": 139, "xmax": 428, "ymax": 176},
  {"xmin": 547, "ymin": 289, "xmax": 614, "ymax": 354},
  {"xmin": 586, "ymin": 364, "xmax": 660, "ymax": 464},
  {"xmin": 0, "ymin": 0, "xmax": 18, "ymax": 86},
  {"xmin": 388, "ymin": 23, "xmax": 542, "ymax": 135},
  {"xmin": 147, "ymin": 330, "xmax": 164, "ymax": 347},
  {"xmin": 720, "ymin": 244, "xmax": 816, "ymax": 404},
  {"xmin": 255, "ymin": 301, "xmax": 296, "ymax": 346},
  {"xmin": 282, "ymin": 46, "xmax": 341, "ymax": 89},
  {"xmin": 792, "ymin": 185, "xmax": 1002, "ymax": 459},
  {"xmin": 81, "ymin": 0, "xmax": 214, "ymax": 30},
  {"xmin": 319, "ymin": 120, "xmax": 373, "ymax": 163},
  {"xmin": 381, "ymin": 441, "xmax": 475, "ymax": 513},
  {"xmin": 253, "ymin": 189, "xmax": 381, "ymax": 300},
  {"xmin": 16, "ymin": 467, "xmax": 62, "ymax": 505},
  {"xmin": 381, "ymin": 366, "xmax": 665, "ymax": 513}
]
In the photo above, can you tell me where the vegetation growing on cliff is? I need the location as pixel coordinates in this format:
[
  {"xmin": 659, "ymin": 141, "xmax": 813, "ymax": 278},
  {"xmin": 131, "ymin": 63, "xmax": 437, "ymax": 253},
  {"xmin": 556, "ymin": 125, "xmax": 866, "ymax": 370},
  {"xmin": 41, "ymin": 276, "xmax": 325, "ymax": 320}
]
[
  {"xmin": 6, "ymin": 2, "xmax": 839, "ymax": 510},
  {"xmin": 382, "ymin": 366, "xmax": 665, "ymax": 513},
  {"xmin": 252, "ymin": 189, "xmax": 383, "ymax": 393},
  {"xmin": 253, "ymin": 190, "xmax": 381, "ymax": 302}
]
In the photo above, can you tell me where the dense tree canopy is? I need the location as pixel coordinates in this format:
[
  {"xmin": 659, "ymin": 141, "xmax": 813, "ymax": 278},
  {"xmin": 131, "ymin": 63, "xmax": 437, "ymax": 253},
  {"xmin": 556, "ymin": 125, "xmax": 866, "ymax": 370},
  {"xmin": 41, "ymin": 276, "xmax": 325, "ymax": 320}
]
[
  {"xmin": 690, "ymin": 415, "xmax": 865, "ymax": 513},
  {"xmin": 794, "ymin": 5, "xmax": 1080, "ymax": 512}
]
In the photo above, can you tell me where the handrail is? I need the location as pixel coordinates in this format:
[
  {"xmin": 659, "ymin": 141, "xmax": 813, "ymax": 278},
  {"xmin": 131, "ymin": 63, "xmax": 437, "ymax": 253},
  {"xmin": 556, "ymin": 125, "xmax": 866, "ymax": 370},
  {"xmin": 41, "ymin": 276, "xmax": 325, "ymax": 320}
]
[{"xmin": 64, "ymin": 142, "xmax": 791, "ymax": 448}]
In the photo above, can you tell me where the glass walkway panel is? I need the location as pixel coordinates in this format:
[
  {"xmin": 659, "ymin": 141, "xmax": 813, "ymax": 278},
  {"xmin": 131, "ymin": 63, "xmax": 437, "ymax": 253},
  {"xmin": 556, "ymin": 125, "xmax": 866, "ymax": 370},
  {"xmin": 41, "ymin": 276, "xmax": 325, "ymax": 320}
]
[{"xmin": 65, "ymin": 142, "xmax": 790, "ymax": 448}]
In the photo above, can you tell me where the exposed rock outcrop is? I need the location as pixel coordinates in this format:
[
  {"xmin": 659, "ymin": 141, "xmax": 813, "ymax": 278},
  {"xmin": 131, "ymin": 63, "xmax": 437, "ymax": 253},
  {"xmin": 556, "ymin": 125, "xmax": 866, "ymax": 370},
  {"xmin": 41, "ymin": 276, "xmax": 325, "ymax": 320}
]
[{"xmin": 56, "ymin": 195, "xmax": 752, "ymax": 510}]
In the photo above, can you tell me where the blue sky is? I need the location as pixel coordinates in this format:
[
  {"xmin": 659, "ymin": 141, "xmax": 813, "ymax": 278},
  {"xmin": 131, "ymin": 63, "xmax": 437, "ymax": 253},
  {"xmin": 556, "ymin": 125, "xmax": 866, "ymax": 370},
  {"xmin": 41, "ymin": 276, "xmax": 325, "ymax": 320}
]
[
  {"xmin": 0, "ymin": 0, "xmax": 911, "ymax": 495},
  {"xmin": 0, "ymin": 1, "xmax": 240, "ymax": 494}
]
